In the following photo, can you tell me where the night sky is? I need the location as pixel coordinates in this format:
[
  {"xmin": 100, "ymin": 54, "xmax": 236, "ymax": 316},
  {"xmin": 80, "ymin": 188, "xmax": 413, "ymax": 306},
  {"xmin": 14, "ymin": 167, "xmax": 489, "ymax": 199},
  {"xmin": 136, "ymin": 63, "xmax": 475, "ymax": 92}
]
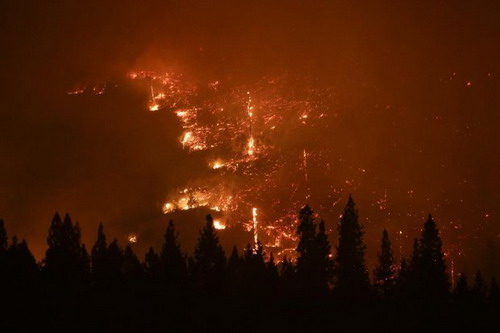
[{"xmin": 1, "ymin": 1, "xmax": 499, "ymax": 279}]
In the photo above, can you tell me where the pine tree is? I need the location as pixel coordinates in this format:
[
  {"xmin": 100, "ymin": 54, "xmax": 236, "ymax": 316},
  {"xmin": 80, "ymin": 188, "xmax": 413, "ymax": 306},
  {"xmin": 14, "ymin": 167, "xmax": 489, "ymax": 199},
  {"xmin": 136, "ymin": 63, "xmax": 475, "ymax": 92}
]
[
  {"xmin": 280, "ymin": 256, "xmax": 295, "ymax": 295},
  {"xmin": 227, "ymin": 246, "xmax": 241, "ymax": 278},
  {"xmin": 374, "ymin": 229, "xmax": 395, "ymax": 297},
  {"xmin": 123, "ymin": 244, "xmax": 143, "ymax": 285},
  {"xmin": 0, "ymin": 219, "xmax": 7, "ymax": 252},
  {"xmin": 453, "ymin": 273, "xmax": 469, "ymax": 308},
  {"xmin": 5, "ymin": 237, "xmax": 38, "ymax": 288},
  {"xmin": 160, "ymin": 220, "xmax": 187, "ymax": 288},
  {"xmin": 334, "ymin": 195, "xmax": 370, "ymax": 301},
  {"xmin": 409, "ymin": 215, "xmax": 449, "ymax": 303},
  {"xmin": 312, "ymin": 220, "xmax": 333, "ymax": 294},
  {"xmin": 471, "ymin": 270, "xmax": 486, "ymax": 306},
  {"xmin": 296, "ymin": 205, "xmax": 316, "ymax": 265},
  {"xmin": 227, "ymin": 246, "xmax": 241, "ymax": 292},
  {"xmin": 107, "ymin": 240, "xmax": 124, "ymax": 285},
  {"xmin": 192, "ymin": 214, "xmax": 226, "ymax": 291},
  {"xmin": 296, "ymin": 206, "xmax": 332, "ymax": 296},
  {"xmin": 43, "ymin": 213, "xmax": 88, "ymax": 286},
  {"xmin": 488, "ymin": 277, "xmax": 500, "ymax": 310},
  {"xmin": 266, "ymin": 252, "xmax": 279, "ymax": 294},
  {"xmin": 241, "ymin": 242, "xmax": 267, "ymax": 295},
  {"xmin": 144, "ymin": 247, "xmax": 161, "ymax": 284},
  {"xmin": 0, "ymin": 219, "xmax": 8, "ymax": 286},
  {"xmin": 91, "ymin": 223, "xmax": 108, "ymax": 286}
]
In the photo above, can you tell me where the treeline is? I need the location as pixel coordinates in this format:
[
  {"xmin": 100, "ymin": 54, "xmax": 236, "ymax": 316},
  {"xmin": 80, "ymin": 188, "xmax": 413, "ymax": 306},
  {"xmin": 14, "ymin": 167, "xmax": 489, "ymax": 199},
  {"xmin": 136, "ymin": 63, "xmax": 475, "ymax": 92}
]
[{"xmin": 0, "ymin": 196, "xmax": 499, "ymax": 331}]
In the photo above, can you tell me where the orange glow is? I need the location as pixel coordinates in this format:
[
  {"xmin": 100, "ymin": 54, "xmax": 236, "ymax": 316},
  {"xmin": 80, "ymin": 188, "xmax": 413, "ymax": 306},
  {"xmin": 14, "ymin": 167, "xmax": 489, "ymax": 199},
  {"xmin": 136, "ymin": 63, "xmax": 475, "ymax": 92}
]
[
  {"xmin": 210, "ymin": 160, "xmax": 224, "ymax": 169},
  {"xmin": 247, "ymin": 137, "xmax": 255, "ymax": 156},
  {"xmin": 162, "ymin": 202, "xmax": 174, "ymax": 214},
  {"xmin": 213, "ymin": 219, "xmax": 226, "ymax": 230},
  {"xmin": 149, "ymin": 103, "xmax": 160, "ymax": 112},
  {"xmin": 252, "ymin": 208, "xmax": 258, "ymax": 245}
]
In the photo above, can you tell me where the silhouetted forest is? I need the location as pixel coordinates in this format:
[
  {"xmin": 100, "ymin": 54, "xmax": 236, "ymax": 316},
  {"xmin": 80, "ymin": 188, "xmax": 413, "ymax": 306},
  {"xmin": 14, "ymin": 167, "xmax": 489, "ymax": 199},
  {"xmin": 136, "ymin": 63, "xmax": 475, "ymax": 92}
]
[{"xmin": 0, "ymin": 196, "xmax": 498, "ymax": 331}]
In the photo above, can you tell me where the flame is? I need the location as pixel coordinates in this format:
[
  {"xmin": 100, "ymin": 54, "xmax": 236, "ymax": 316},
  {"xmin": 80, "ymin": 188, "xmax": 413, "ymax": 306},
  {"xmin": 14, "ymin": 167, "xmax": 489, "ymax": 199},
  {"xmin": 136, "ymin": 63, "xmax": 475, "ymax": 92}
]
[
  {"xmin": 210, "ymin": 160, "xmax": 224, "ymax": 169},
  {"xmin": 213, "ymin": 219, "xmax": 226, "ymax": 230},
  {"xmin": 128, "ymin": 234, "xmax": 137, "ymax": 243},
  {"xmin": 181, "ymin": 131, "xmax": 192, "ymax": 147},
  {"xmin": 247, "ymin": 137, "xmax": 255, "ymax": 156},
  {"xmin": 149, "ymin": 103, "xmax": 160, "ymax": 112},
  {"xmin": 252, "ymin": 207, "xmax": 258, "ymax": 245},
  {"xmin": 162, "ymin": 202, "xmax": 174, "ymax": 214}
]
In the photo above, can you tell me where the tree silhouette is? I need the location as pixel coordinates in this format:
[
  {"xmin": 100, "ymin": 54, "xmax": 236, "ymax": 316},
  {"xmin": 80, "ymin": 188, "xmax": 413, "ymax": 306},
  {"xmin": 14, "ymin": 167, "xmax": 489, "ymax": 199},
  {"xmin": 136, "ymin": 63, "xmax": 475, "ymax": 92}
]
[
  {"xmin": 334, "ymin": 196, "xmax": 370, "ymax": 301},
  {"xmin": 5, "ymin": 236, "xmax": 38, "ymax": 288},
  {"xmin": 91, "ymin": 223, "xmax": 108, "ymax": 287},
  {"xmin": 160, "ymin": 220, "xmax": 187, "ymax": 288},
  {"xmin": 43, "ymin": 213, "xmax": 89, "ymax": 287},
  {"xmin": 227, "ymin": 246, "xmax": 242, "ymax": 293},
  {"xmin": 107, "ymin": 240, "xmax": 124, "ymax": 286},
  {"xmin": 266, "ymin": 253, "xmax": 279, "ymax": 293},
  {"xmin": 296, "ymin": 206, "xmax": 332, "ymax": 296},
  {"xmin": 488, "ymin": 277, "xmax": 500, "ymax": 310},
  {"xmin": 240, "ymin": 241, "xmax": 268, "ymax": 295},
  {"xmin": 144, "ymin": 247, "xmax": 161, "ymax": 284},
  {"xmin": 471, "ymin": 271, "xmax": 487, "ymax": 307},
  {"xmin": 0, "ymin": 219, "xmax": 8, "ymax": 286},
  {"xmin": 453, "ymin": 273, "xmax": 469, "ymax": 308},
  {"xmin": 374, "ymin": 229, "xmax": 395, "ymax": 298},
  {"xmin": 192, "ymin": 214, "xmax": 226, "ymax": 291},
  {"xmin": 0, "ymin": 219, "xmax": 7, "ymax": 252},
  {"xmin": 123, "ymin": 244, "xmax": 143, "ymax": 285},
  {"xmin": 280, "ymin": 256, "xmax": 296, "ymax": 295},
  {"xmin": 409, "ymin": 214, "xmax": 449, "ymax": 304}
]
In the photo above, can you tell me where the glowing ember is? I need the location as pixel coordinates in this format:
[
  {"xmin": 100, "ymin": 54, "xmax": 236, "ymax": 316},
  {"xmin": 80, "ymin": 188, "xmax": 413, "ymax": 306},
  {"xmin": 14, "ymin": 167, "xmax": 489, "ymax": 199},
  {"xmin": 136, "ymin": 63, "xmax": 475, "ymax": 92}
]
[
  {"xmin": 252, "ymin": 207, "xmax": 258, "ymax": 245},
  {"xmin": 128, "ymin": 234, "xmax": 137, "ymax": 243},
  {"xmin": 149, "ymin": 103, "xmax": 160, "ymax": 112},
  {"xmin": 211, "ymin": 160, "xmax": 224, "ymax": 169},
  {"xmin": 247, "ymin": 137, "xmax": 255, "ymax": 156},
  {"xmin": 213, "ymin": 219, "xmax": 226, "ymax": 230},
  {"xmin": 162, "ymin": 202, "xmax": 174, "ymax": 214}
]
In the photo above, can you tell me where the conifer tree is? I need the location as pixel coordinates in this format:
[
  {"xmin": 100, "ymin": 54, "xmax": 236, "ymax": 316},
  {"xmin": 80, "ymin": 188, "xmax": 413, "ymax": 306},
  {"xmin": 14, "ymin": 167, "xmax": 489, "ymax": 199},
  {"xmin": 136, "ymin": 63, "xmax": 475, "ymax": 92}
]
[
  {"xmin": 144, "ymin": 247, "xmax": 161, "ymax": 284},
  {"xmin": 266, "ymin": 252, "xmax": 279, "ymax": 294},
  {"xmin": 227, "ymin": 246, "xmax": 242, "ymax": 292},
  {"xmin": 192, "ymin": 214, "xmax": 226, "ymax": 291},
  {"xmin": 5, "ymin": 237, "xmax": 38, "ymax": 288},
  {"xmin": 44, "ymin": 213, "xmax": 88, "ymax": 286},
  {"xmin": 123, "ymin": 244, "xmax": 143, "ymax": 285},
  {"xmin": 296, "ymin": 206, "xmax": 332, "ymax": 296},
  {"xmin": 334, "ymin": 196, "xmax": 370, "ymax": 300},
  {"xmin": 91, "ymin": 223, "xmax": 108, "ymax": 286},
  {"xmin": 160, "ymin": 220, "xmax": 187, "ymax": 287},
  {"xmin": 409, "ymin": 215, "xmax": 449, "ymax": 303},
  {"xmin": 488, "ymin": 277, "xmax": 500, "ymax": 310},
  {"xmin": 280, "ymin": 256, "xmax": 295, "ymax": 295},
  {"xmin": 0, "ymin": 219, "xmax": 7, "ymax": 252},
  {"xmin": 374, "ymin": 229, "xmax": 395, "ymax": 297},
  {"xmin": 107, "ymin": 240, "xmax": 124, "ymax": 285},
  {"xmin": 0, "ymin": 219, "xmax": 8, "ymax": 285},
  {"xmin": 453, "ymin": 273, "xmax": 469, "ymax": 307},
  {"xmin": 471, "ymin": 270, "xmax": 487, "ymax": 306}
]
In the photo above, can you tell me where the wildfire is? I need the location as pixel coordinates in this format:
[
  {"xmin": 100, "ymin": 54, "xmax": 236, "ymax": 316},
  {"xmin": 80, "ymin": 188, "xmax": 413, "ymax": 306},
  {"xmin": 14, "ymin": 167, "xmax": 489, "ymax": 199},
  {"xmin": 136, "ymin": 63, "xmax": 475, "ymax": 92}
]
[
  {"xmin": 181, "ymin": 132, "xmax": 192, "ymax": 147},
  {"xmin": 128, "ymin": 234, "xmax": 138, "ymax": 243},
  {"xmin": 121, "ymin": 70, "xmax": 346, "ymax": 258},
  {"xmin": 247, "ymin": 137, "xmax": 255, "ymax": 156},
  {"xmin": 162, "ymin": 202, "xmax": 174, "ymax": 214},
  {"xmin": 211, "ymin": 160, "xmax": 224, "ymax": 169},
  {"xmin": 252, "ymin": 207, "xmax": 258, "ymax": 245},
  {"xmin": 213, "ymin": 219, "xmax": 226, "ymax": 230},
  {"xmin": 149, "ymin": 103, "xmax": 160, "ymax": 112}
]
